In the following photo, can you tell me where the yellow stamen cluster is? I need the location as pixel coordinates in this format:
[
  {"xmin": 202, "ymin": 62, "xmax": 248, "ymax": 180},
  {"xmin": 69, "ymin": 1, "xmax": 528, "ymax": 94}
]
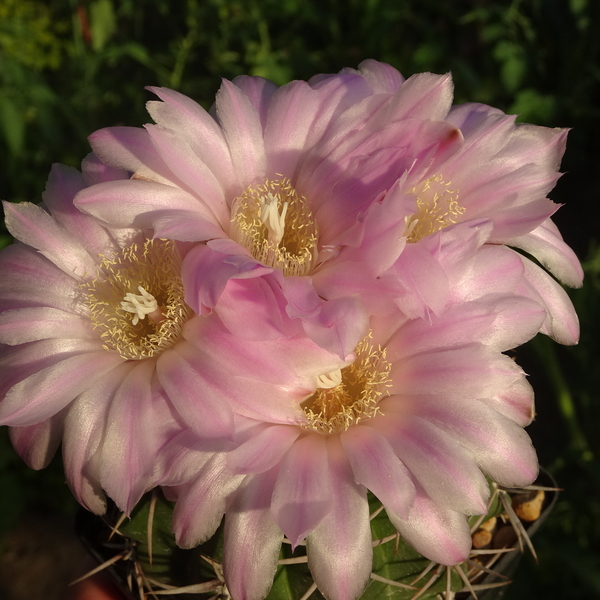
[
  {"xmin": 230, "ymin": 178, "xmax": 318, "ymax": 276},
  {"xmin": 302, "ymin": 335, "xmax": 392, "ymax": 434},
  {"xmin": 81, "ymin": 239, "xmax": 190, "ymax": 360},
  {"xmin": 406, "ymin": 175, "xmax": 466, "ymax": 243}
]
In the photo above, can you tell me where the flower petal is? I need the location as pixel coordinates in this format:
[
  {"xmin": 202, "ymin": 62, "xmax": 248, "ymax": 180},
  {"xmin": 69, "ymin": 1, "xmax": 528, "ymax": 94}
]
[
  {"xmin": 306, "ymin": 436, "xmax": 372, "ymax": 600},
  {"xmin": 146, "ymin": 86, "xmax": 237, "ymax": 195},
  {"xmin": 223, "ymin": 468, "xmax": 283, "ymax": 600},
  {"xmin": 385, "ymin": 396, "xmax": 538, "ymax": 488},
  {"xmin": 75, "ymin": 180, "xmax": 223, "ymax": 240},
  {"xmin": 376, "ymin": 411, "xmax": 489, "ymax": 515},
  {"xmin": 271, "ymin": 433, "xmax": 333, "ymax": 548},
  {"xmin": 9, "ymin": 408, "xmax": 66, "ymax": 470},
  {"xmin": 100, "ymin": 360, "xmax": 177, "ymax": 513},
  {"xmin": 0, "ymin": 307, "xmax": 95, "ymax": 345},
  {"xmin": 156, "ymin": 346, "xmax": 235, "ymax": 440},
  {"xmin": 62, "ymin": 363, "xmax": 134, "ymax": 514},
  {"xmin": 506, "ymin": 218, "xmax": 583, "ymax": 288},
  {"xmin": 3, "ymin": 201, "xmax": 97, "ymax": 280},
  {"xmin": 263, "ymin": 80, "xmax": 322, "ymax": 177},
  {"xmin": 227, "ymin": 424, "xmax": 301, "ymax": 475},
  {"xmin": 0, "ymin": 343, "xmax": 123, "ymax": 427},
  {"xmin": 518, "ymin": 254, "xmax": 580, "ymax": 344},
  {"xmin": 357, "ymin": 59, "xmax": 405, "ymax": 94},
  {"xmin": 341, "ymin": 425, "xmax": 416, "ymax": 519},
  {"xmin": 42, "ymin": 163, "xmax": 117, "ymax": 256},
  {"xmin": 88, "ymin": 126, "xmax": 179, "ymax": 186},
  {"xmin": 172, "ymin": 452, "xmax": 244, "ymax": 548},
  {"xmin": 0, "ymin": 244, "xmax": 80, "ymax": 312},
  {"xmin": 215, "ymin": 79, "xmax": 266, "ymax": 188},
  {"xmin": 387, "ymin": 484, "xmax": 472, "ymax": 566}
]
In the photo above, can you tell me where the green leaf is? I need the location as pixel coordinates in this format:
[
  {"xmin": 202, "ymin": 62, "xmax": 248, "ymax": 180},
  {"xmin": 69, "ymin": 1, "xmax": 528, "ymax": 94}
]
[{"xmin": 89, "ymin": 0, "xmax": 116, "ymax": 52}]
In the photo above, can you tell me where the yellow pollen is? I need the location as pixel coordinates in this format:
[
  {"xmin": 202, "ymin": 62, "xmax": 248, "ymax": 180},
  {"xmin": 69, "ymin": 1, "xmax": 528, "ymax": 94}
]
[
  {"xmin": 81, "ymin": 239, "xmax": 190, "ymax": 360},
  {"xmin": 230, "ymin": 178, "xmax": 318, "ymax": 276},
  {"xmin": 405, "ymin": 175, "xmax": 466, "ymax": 243},
  {"xmin": 302, "ymin": 334, "xmax": 392, "ymax": 434}
]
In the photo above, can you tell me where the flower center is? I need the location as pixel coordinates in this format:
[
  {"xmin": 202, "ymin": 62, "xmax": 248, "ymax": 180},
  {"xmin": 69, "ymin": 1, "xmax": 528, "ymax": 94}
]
[
  {"xmin": 81, "ymin": 239, "xmax": 190, "ymax": 360},
  {"xmin": 405, "ymin": 175, "xmax": 466, "ymax": 243},
  {"xmin": 230, "ymin": 178, "xmax": 318, "ymax": 276},
  {"xmin": 302, "ymin": 335, "xmax": 392, "ymax": 434}
]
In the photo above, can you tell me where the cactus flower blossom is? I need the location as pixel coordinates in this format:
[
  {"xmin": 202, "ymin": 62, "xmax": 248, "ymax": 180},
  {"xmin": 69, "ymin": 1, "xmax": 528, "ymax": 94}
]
[
  {"xmin": 156, "ymin": 220, "xmax": 549, "ymax": 600},
  {"xmin": 74, "ymin": 59, "xmax": 581, "ymax": 357},
  {"xmin": 0, "ymin": 159, "xmax": 347, "ymax": 516}
]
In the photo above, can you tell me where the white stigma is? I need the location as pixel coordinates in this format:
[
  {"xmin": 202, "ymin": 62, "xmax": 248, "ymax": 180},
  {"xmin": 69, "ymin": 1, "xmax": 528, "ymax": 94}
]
[
  {"xmin": 316, "ymin": 369, "xmax": 343, "ymax": 389},
  {"xmin": 260, "ymin": 192, "xmax": 288, "ymax": 246},
  {"xmin": 121, "ymin": 286, "xmax": 161, "ymax": 325}
]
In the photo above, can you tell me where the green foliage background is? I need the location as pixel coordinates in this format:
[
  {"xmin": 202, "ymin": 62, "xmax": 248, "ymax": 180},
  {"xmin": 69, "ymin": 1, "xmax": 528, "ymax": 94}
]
[{"xmin": 1, "ymin": 0, "xmax": 599, "ymax": 598}]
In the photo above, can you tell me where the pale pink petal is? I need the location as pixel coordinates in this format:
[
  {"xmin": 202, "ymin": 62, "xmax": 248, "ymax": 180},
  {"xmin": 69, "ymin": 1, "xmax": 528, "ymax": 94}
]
[
  {"xmin": 305, "ymin": 73, "xmax": 373, "ymax": 146},
  {"xmin": 0, "ymin": 339, "xmax": 88, "ymax": 398},
  {"xmin": 215, "ymin": 79, "xmax": 266, "ymax": 188},
  {"xmin": 387, "ymin": 484, "xmax": 472, "ymax": 566},
  {"xmin": 172, "ymin": 452, "xmax": 244, "ymax": 548},
  {"xmin": 227, "ymin": 424, "xmax": 301, "ymax": 475},
  {"xmin": 146, "ymin": 86, "xmax": 237, "ymax": 195},
  {"xmin": 145, "ymin": 124, "xmax": 230, "ymax": 226},
  {"xmin": 486, "ymin": 197, "xmax": 559, "ymax": 241},
  {"xmin": 376, "ymin": 411, "xmax": 489, "ymax": 515},
  {"xmin": 176, "ymin": 329, "xmax": 307, "ymax": 424},
  {"xmin": 215, "ymin": 276, "xmax": 298, "ymax": 341},
  {"xmin": 181, "ymin": 241, "xmax": 269, "ymax": 312},
  {"xmin": 389, "ymin": 242, "xmax": 450, "ymax": 319},
  {"xmin": 152, "ymin": 429, "xmax": 223, "ymax": 488},
  {"xmin": 100, "ymin": 360, "xmax": 164, "ymax": 513},
  {"xmin": 9, "ymin": 407, "xmax": 66, "ymax": 470},
  {"xmin": 223, "ymin": 468, "xmax": 283, "ymax": 600},
  {"xmin": 306, "ymin": 436, "xmax": 372, "ymax": 600},
  {"xmin": 0, "ymin": 307, "xmax": 95, "ymax": 345},
  {"xmin": 448, "ymin": 243, "xmax": 525, "ymax": 302},
  {"xmin": 81, "ymin": 152, "xmax": 130, "ymax": 185},
  {"xmin": 385, "ymin": 296, "xmax": 545, "ymax": 361},
  {"xmin": 330, "ymin": 181, "xmax": 411, "ymax": 272},
  {"xmin": 391, "ymin": 346, "xmax": 524, "ymax": 400},
  {"xmin": 42, "ymin": 163, "xmax": 117, "ymax": 256},
  {"xmin": 156, "ymin": 346, "xmax": 235, "ymax": 439},
  {"xmin": 0, "ymin": 343, "xmax": 123, "ymax": 427},
  {"xmin": 271, "ymin": 433, "xmax": 333, "ymax": 548},
  {"xmin": 74, "ymin": 180, "xmax": 223, "ymax": 240},
  {"xmin": 62, "ymin": 362, "xmax": 134, "ymax": 514},
  {"xmin": 384, "ymin": 396, "xmax": 538, "ymax": 487},
  {"xmin": 486, "ymin": 378, "xmax": 536, "ymax": 427},
  {"xmin": 263, "ymin": 80, "xmax": 323, "ymax": 178},
  {"xmin": 231, "ymin": 75, "xmax": 278, "ymax": 130},
  {"xmin": 3, "ymin": 201, "xmax": 97, "ymax": 280},
  {"xmin": 518, "ymin": 255, "xmax": 580, "ymax": 344},
  {"xmin": 0, "ymin": 245, "xmax": 80, "ymax": 312},
  {"xmin": 146, "ymin": 209, "xmax": 227, "ymax": 241},
  {"xmin": 386, "ymin": 72, "xmax": 453, "ymax": 121},
  {"xmin": 341, "ymin": 425, "xmax": 415, "ymax": 519},
  {"xmin": 283, "ymin": 276, "xmax": 369, "ymax": 358},
  {"xmin": 313, "ymin": 261, "xmax": 401, "ymax": 317},
  {"xmin": 182, "ymin": 317, "xmax": 346, "ymax": 419},
  {"xmin": 88, "ymin": 126, "xmax": 180, "ymax": 187},
  {"xmin": 506, "ymin": 218, "xmax": 583, "ymax": 288},
  {"xmin": 357, "ymin": 59, "xmax": 405, "ymax": 93}
]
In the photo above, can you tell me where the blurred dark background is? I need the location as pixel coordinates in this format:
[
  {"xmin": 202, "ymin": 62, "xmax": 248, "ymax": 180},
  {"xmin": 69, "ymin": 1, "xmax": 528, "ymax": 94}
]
[{"xmin": 1, "ymin": 0, "xmax": 599, "ymax": 598}]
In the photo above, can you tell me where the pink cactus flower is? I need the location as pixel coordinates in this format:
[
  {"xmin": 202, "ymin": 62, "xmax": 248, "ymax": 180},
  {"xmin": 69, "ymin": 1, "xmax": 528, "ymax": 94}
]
[
  {"xmin": 0, "ymin": 158, "xmax": 347, "ymax": 515},
  {"xmin": 74, "ymin": 59, "xmax": 581, "ymax": 354},
  {"xmin": 156, "ymin": 220, "xmax": 547, "ymax": 600}
]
